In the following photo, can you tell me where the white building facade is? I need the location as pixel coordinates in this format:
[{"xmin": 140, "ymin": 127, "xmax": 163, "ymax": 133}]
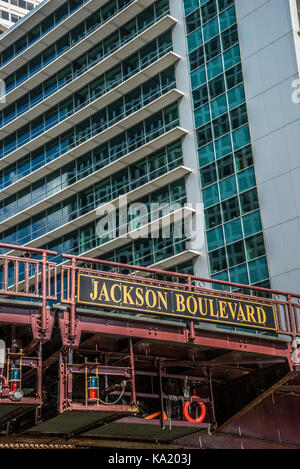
[
  {"xmin": 236, "ymin": 0, "xmax": 300, "ymax": 292},
  {"xmin": 0, "ymin": 0, "xmax": 42, "ymax": 31}
]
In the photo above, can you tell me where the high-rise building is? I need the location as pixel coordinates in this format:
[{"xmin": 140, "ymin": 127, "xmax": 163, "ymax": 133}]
[
  {"xmin": 0, "ymin": 0, "xmax": 299, "ymax": 294},
  {"xmin": 235, "ymin": 0, "xmax": 300, "ymax": 293},
  {"xmin": 0, "ymin": 0, "xmax": 42, "ymax": 32}
]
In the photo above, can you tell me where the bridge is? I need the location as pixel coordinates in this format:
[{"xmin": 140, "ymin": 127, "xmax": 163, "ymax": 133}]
[{"xmin": 0, "ymin": 243, "xmax": 299, "ymax": 449}]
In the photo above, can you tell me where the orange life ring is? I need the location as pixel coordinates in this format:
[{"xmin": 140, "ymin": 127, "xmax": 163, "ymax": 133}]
[{"xmin": 183, "ymin": 396, "xmax": 206, "ymax": 423}]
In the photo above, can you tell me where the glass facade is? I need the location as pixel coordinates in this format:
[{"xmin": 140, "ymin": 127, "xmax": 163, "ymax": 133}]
[
  {"xmin": 0, "ymin": 0, "xmax": 193, "ymax": 279},
  {"xmin": 4, "ymin": 0, "xmax": 169, "ymax": 94},
  {"xmin": 0, "ymin": 31, "xmax": 173, "ymax": 128},
  {"xmin": 0, "ymin": 102, "xmax": 179, "ymax": 191},
  {"xmin": 40, "ymin": 178, "xmax": 187, "ymax": 266},
  {"xmin": 0, "ymin": 140, "xmax": 184, "ymax": 240},
  {"xmin": 183, "ymin": 0, "xmax": 270, "ymax": 288},
  {"xmin": 0, "ymin": 65, "xmax": 176, "ymax": 158},
  {"xmin": 1, "ymin": 0, "xmax": 111, "ymax": 66}
]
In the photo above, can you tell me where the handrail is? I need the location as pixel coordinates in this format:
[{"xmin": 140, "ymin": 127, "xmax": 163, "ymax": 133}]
[
  {"xmin": 0, "ymin": 243, "xmax": 57, "ymax": 257},
  {"xmin": 0, "ymin": 116, "xmax": 180, "ymax": 192},
  {"xmin": 0, "ymin": 243, "xmax": 57, "ymax": 334},
  {"xmin": 61, "ymin": 253, "xmax": 300, "ymax": 299},
  {"xmin": 4, "ymin": 6, "xmax": 170, "ymax": 96},
  {"xmin": 0, "ymin": 243, "xmax": 299, "ymax": 347},
  {"xmin": 60, "ymin": 253, "xmax": 300, "ymax": 345},
  {"xmin": 1, "ymin": 80, "xmax": 177, "ymax": 161},
  {"xmin": 0, "ymin": 43, "xmax": 173, "ymax": 130}
]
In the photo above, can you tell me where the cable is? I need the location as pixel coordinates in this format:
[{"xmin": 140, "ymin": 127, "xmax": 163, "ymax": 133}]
[{"xmin": 97, "ymin": 380, "xmax": 127, "ymax": 406}]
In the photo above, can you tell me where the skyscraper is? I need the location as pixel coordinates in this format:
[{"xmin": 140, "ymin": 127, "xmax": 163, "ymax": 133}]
[
  {"xmin": 0, "ymin": 0, "xmax": 298, "ymax": 294},
  {"xmin": 0, "ymin": 0, "xmax": 42, "ymax": 32},
  {"xmin": 235, "ymin": 0, "xmax": 300, "ymax": 293}
]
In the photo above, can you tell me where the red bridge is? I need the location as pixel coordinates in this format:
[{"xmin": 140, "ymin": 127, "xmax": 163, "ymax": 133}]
[{"xmin": 0, "ymin": 243, "xmax": 299, "ymax": 449}]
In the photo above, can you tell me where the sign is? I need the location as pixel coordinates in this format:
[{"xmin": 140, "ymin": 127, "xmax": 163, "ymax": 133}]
[{"xmin": 77, "ymin": 274, "xmax": 278, "ymax": 332}]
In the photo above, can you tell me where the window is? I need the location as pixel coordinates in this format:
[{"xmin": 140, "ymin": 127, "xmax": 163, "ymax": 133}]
[
  {"xmin": 230, "ymin": 103, "xmax": 248, "ymax": 129},
  {"xmin": 216, "ymin": 154, "xmax": 233, "ymax": 180},
  {"xmin": 189, "ymin": 46, "xmax": 205, "ymax": 71},
  {"xmin": 222, "ymin": 196, "xmax": 240, "ymax": 222},
  {"xmin": 240, "ymin": 188, "xmax": 259, "ymax": 215},
  {"xmin": 197, "ymin": 123, "xmax": 213, "ymax": 147},
  {"xmin": 193, "ymin": 84, "xmax": 209, "ymax": 109},
  {"xmin": 245, "ymin": 233, "xmax": 265, "ymax": 261},
  {"xmin": 205, "ymin": 36, "xmax": 221, "ymax": 62},
  {"xmin": 226, "ymin": 241, "xmax": 245, "ymax": 267},
  {"xmin": 186, "ymin": 9, "xmax": 201, "ymax": 34},
  {"xmin": 212, "ymin": 113, "xmax": 230, "ymax": 139},
  {"xmin": 203, "ymin": 183, "xmax": 219, "ymax": 208},
  {"xmin": 242, "ymin": 211, "xmax": 262, "ymax": 238},
  {"xmin": 235, "ymin": 145, "xmax": 253, "ymax": 171},
  {"xmin": 1, "ymin": 10, "xmax": 9, "ymax": 20},
  {"xmin": 207, "ymin": 226, "xmax": 224, "ymax": 251},
  {"xmin": 201, "ymin": 0, "xmax": 217, "ymax": 24},
  {"xmin": 209, "ymin": 75, "xmax": 226, "ymax": 100},
  {"xmin": 224, "ymin": 219, "xmax": 243, "ymax": 244},
  {"xmin": 209, "ymin": 247, "xmax": 227, "ymax": 274},
  {"xmin": 201, "ymin": 163, "xmax": 217, "ymax": 188},
  {"xmin": 11, "ymin": 14, "xmax": 20, "ymax": 24},
  {"xmin": 221, "ymin": 24, "xmax": 238, "ymax": 50},
  {"xmin": 226, "ymin": 64, "xmax": 243, "ymax": 90},
  {"xmin": 205, "ymin": 204, "xmax": 222, "ymax": 229},
  {"xmin": 219, "ymin": 175, "xmax": 237, "ymax": 200}
]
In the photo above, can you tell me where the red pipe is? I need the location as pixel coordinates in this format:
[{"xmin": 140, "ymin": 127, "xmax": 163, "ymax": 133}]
[{"xmin": 0, "ymin": 243, "xmax": 57, "ymax": 256}]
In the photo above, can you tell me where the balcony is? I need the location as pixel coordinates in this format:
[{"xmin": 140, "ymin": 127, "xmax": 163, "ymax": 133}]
[
  {"xmin": 5, "ymin": 165, "xmax": 192, "ymax": 249},
  {"xmin": 2, "ymin": 11, "xmax": 176, "ymax": 105},
  {"xmin": 0, "ymin": 0, "xmax": 101, "ymax": 75},
  {"xmin": 0, "ymin": 86, "xmax": 184, "ymax": 170},
  {"xmin": 1, "ymin": 50, "xmax": 180, "ymax": 138},
  {"xmin": 140, "ymin": 249, "xmax": 201, "ymax": 272},
  {"xmin": 0, "ymin": 125, "xmax": 187, "ymax": 204}
]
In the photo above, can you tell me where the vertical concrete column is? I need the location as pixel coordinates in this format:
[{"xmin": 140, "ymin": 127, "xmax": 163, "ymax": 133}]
[{"xmin": 169, "ymin": 1, "xmax": 209, "ymax": 277}]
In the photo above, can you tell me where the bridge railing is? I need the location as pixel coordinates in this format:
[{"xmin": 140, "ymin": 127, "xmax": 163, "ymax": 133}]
[
  {"xmin": 0, "ymin": 243, "xmax": 57, "ymax": 333},
  {"xmin": 60, "ymin": 253, "xmax": 300, "ymax": 345},
  {"xmin": 0, "ymin": 245, "xmax": 298, "ymax": 344}
]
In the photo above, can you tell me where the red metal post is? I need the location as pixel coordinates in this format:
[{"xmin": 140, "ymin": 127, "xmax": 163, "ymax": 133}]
[
  {"xmin": 3, "ymin": 258, "xmax": 8, "ymax": 292},
  {"xmin": 41, "ymin": 251, "xmax": 47, "ymax": 334},
  {"xmin": 67, "ymin": 350, "xmax": 73, "ymax": 402},
  {"xmin": 69, "ymin": 257, "xmax": 77, "ymax": 341},
  {"xmin": 188, "ymin": 275, "xmax": 195, "ymax": 342},
  {"xmin": 287, "ymin": 294, "xmax": 300, "ymax": 365},
  {"xmin": 158, "ymin": 359, "xmax": 165, "ymax": 430},
  {"xmin": 35, "ymin": 344, "xmax": 43, "ymax": 425},
  {"xmin": 129, "ymin": 338, "xmax": 136, "ymax": 406},
  {"xmin": 59, "ymin": 352, "xmax": 67, "ymax": 414}
]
